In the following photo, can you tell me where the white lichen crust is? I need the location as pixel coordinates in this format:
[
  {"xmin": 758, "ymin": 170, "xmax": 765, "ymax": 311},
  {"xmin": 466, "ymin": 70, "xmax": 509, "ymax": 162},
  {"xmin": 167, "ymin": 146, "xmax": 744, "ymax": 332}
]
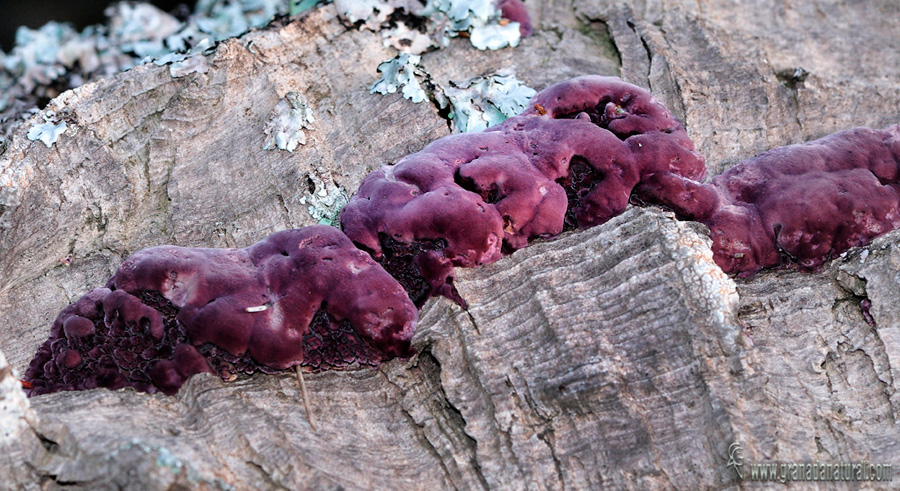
[
  {"xmin": 300, "ymin": 174, "xmax": 350, "ymax": 226},
  {"xmin": 263, "ymin": 92, "xmax": 316, "ymax": 152},
  {"xmin": 658, "ymin": 214, "xmax": 741, "ymax": 340}
]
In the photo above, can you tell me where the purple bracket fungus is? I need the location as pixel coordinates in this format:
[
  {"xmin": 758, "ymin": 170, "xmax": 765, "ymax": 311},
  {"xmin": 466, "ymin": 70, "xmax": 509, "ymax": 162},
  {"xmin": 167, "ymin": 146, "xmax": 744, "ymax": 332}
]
[
  {"xmin": 25, "ymin": 226, "xmax": 417, "ymax": 396},
  {"xmin": 340, "ymin": 76, "xmax": 704, "ymax": 306}
]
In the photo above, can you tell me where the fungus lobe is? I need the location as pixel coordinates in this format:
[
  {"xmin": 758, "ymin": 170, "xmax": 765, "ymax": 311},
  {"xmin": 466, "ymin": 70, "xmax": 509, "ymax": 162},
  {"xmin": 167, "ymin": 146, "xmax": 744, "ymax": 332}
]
[
  {"xmin": 498, "ymin": 0, "xmax": 533, "ymax": 37},
  {"xmin": 340, "ymin": 75, "xmax": 704, "ymax": 306},
  {"xmin": 25, "ymin": 226, "xmax": 417, "ymax": 396},
  {"xmin": 342, "ymin": 75, "xmax": 900, "ymax": 296},
  {"xmin": 698, "ymin": 125, "xmax": 900, "ymax": 275}
]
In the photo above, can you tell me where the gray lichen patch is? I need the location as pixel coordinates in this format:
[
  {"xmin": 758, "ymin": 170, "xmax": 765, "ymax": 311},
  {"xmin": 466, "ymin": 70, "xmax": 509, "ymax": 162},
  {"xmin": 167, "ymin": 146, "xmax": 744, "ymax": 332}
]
[
  {"xmin": 443, "ymin": 72, "xmax": 535, "ymax": 132},
  {"xmin": 371, "ymin": 54, "xmax": 429, "ymax": 103},
  {"xmin": 300, "ymin": 173, "xmax": 350, "ymax": 226},
  {"xmin": 263, "ymin": 92, "xmax": 316, "ymax": 152},
  {"xmin": 26, "ymin": 112, "xmax": 68, "ymax": 147}
]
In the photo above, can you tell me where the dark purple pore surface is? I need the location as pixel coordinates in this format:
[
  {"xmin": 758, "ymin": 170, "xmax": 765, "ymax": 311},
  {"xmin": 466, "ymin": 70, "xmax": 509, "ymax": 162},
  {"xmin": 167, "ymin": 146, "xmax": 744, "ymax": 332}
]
[{"xmin": 25, "ymin": 226, "xmax": 417, "ymax": 396}]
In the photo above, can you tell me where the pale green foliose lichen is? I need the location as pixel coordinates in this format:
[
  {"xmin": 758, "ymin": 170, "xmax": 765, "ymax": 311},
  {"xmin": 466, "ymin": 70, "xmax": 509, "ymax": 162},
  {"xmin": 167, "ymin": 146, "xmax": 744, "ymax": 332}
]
[
  {"xmin": 369, "ymin": 57, "xmax": 534, "ymax": 134},
  {"xmin": 26, "ymin": 112, "xmax": 68, "ymax": 147},
  {"xmin": 423, "ymin": 0, "xmax": 495, "ymax": 31},
  {"xmin": 420, "ymin": 0, "xmax": 521, "ymax": 51},
  {"xmin": 333, "ymin": 0, "xmax": 399, "ymax": 31},
  {"xmin": 445, "ymin": 73, "xmax": 535, "ymax": 132},
  {"xmin": 263, "ymin": 92, "xmax": 315, "ymax": 152},
  {"xmin": 370, "ymin": 54, "xmax": 428, "ymax": 103},
  {"xmin": 194, "ymin": 0, "xmax": 287, "ymax": 41},
  {"xmin": 108, "ymin": 3, "xmax": 182, "ymax": 58},
  {"xmin": 300, "ymin": 174, "xmax": 350, "ymax": 226},
  {"xmin": 3, "ymin": 23, "xmax": 93, "ymax": 93}
]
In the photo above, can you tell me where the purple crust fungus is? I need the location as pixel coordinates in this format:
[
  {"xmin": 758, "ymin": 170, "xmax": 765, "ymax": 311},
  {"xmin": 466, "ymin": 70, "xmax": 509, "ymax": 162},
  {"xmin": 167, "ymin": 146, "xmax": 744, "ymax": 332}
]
[
  {"xmin": 342, "ymin": 75, "xmax": 900, "ymax": 299},
  {"xmin": 24, "ymin": 74, "xmax": 900, "ymax": 408},
  {"xmin": 340, "ymin": 76, "xmax": 704, "ymax": 306},
  {"xmin": 24, "ymin": 226, "xmax": 417, "ymax": 399},
  {"xmin": 524, "ymin": 81, "xmax": 900, "ymax": 274},
  {"xmin": 525, "ymin": 80, "xmax": 900, "ymax": 276},
  {"xmin": 666, "ymin": 125, "xmax": 900, "ymax": 276}
]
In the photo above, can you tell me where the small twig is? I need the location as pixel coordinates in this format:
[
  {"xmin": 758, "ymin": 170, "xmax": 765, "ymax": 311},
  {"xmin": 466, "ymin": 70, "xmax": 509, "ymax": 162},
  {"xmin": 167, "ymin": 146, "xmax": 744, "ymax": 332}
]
[
  {"xmin": 295, "ymin": 365, "xmax": 316, "ymax": 432},
  {"xmin": 1, "ymin": 366, "xmax": 34, "ymax": 390}
]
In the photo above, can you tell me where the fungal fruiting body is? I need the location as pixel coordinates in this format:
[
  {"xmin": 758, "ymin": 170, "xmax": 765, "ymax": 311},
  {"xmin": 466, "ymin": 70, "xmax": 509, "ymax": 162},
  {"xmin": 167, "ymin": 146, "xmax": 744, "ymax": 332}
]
[
  {"xmin": 24, "ymin": 74, "xmax": 900, "ymax": 399},
  {"xmin": 340, "ymin": 75, "xmax": 704, "ymax": 306},
  {"xmin": 697, "ymin": 125, "xmax": 900, "ymax": 275},
  {"xmin": 24, "ymin": 226, "xmax": 417, "ymax": 396},
  {"xmin": 343, "ymin": 75, "xmax": 900, "ymax": 293}
]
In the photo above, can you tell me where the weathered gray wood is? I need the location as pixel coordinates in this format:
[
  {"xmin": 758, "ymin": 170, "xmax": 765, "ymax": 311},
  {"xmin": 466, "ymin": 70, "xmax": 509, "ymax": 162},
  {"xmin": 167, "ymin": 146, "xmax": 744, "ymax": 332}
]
[{"xmin": 2, "ymin": 1, "xmax": 900, "ymax": 489}]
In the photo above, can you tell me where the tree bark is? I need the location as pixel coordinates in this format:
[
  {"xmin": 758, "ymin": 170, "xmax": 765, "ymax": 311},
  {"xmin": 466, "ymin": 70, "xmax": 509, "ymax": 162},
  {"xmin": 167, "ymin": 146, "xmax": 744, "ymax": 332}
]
[{"xmin": 2, "ymin": 1, "xmax": 899, "ymax": 489}]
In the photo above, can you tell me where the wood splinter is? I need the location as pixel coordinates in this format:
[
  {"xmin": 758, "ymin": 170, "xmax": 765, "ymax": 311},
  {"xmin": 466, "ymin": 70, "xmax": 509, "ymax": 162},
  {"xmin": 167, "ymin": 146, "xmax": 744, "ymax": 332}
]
[{"xmin": 295, "ymin": 365, "xmax": 316, "ymax": 432}]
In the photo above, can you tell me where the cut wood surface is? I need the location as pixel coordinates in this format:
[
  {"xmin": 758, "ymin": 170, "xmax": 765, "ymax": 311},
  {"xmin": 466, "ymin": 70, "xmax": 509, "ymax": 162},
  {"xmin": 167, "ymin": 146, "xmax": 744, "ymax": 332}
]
[{"xmin": 2, "ymin": 1, "xmax": 900, "ymax": 489}]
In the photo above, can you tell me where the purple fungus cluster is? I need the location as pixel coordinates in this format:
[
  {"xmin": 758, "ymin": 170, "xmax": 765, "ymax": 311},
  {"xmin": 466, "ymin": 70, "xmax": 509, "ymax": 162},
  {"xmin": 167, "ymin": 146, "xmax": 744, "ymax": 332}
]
[
  {"xmin": 25, "ymin": 226, "xmax": 417, "ymax": 396},
  {"xmin": 340, "ymin": 76, "xmax": 704, "ymax": 306},
  {"xmin": 693, "ymin": 125, "xmax": 900, "ymax": 275},
  {"xmin": 24, "ymin": 74, "xmax": 900, "ymax": 399},
  {"xmin": 342, "ymin": 75, "xmax": 900, "ymax": 291}
]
